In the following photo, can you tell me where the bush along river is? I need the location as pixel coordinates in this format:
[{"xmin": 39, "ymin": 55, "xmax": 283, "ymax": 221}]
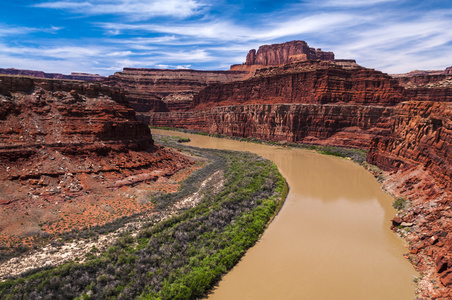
[
  {"xmin": 152, "ymin": 129, "xmax": 417, "ymax": 300},
  {"xmin": 0, "ymin": 134, "xmax": 286, "ymax": 299},
  {"xmin": 0, "ymin": 130, "xmax": 417, "ymax": 299}
]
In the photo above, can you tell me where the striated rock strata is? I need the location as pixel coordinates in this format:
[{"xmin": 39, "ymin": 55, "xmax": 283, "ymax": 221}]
[
  {"xmin": 0, "ymin": 75, "xmax": 191, "ymax": 241},
  {"xmin": 396, "ymin": 72, "xmax": 452, "ymax": 103},
  {"xmin": 150, "ymin": 103, "xmax": 394, "ymax": 148},
  {"xmin": 231, "ymin": 40, "xmax": 334, "ymax": 71},
  {"xmin": 0, "ymin": 68, "xmax": 105, "ymax": 81},
  {"xmin": 195, "ymin": 60, "xmax": 405, "ymax": 110},
  {"xmin": 367, "ymin": 100, "xmax": 452, "ymax": 298},
  {"xmin": 102, "ymin": 68, "xmax": 247, "ymax": 114}
]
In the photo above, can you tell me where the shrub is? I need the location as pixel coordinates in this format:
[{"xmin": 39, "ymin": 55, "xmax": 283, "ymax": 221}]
[{"xmin": 393, "ymin": 197, "xmax": 407, "ymax": 210}]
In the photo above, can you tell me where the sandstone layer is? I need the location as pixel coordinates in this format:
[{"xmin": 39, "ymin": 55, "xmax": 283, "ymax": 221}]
[
  {"xmin": 150, "ymin": 104, "xmax": 393, "ymax": 148},
  {"xmin": 396, "ymin": 73, "xmax": 452, "ymax": 103},
  {"xmin": 0, "ymin": 68, "xmax": 105, "ymax": 81},
  {"xmin": 230, "ymin": 40, "xmax": 334, "ymax": 71},
  {"xmin": 102, "ymin": 68, "xmax": 247, "ymax": 114},
  {"xmin": 194, "ymin": 60, "xmax": 405, "ymax": 110},
  {"xmin": 0, "ymin": 75, "xmax": 191, "ymax": 246},
  {"xmin": 367, "ymin": 100, "xmax": 452, "ymax": 298}
]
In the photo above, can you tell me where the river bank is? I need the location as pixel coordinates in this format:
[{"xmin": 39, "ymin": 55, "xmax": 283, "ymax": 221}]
[
  {"xmin": 0, "ymin": 135, "xmax": 285, "ymax": 299},
  {"xmin": 153, "ymin": 129, "xmax": 417, "ymax": 300}
]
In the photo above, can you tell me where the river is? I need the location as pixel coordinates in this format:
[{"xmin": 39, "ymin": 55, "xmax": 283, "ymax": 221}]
[{"xmin": 153, "ymin": 129, "xmax": 417, "ymax": 300}]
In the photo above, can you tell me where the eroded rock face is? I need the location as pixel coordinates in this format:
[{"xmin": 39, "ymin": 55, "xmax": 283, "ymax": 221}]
[
  {"xmin": 237, "ymin": 40, "xmax": 334, "ymax": 68},
  {"xmin": 0, "ymin": 68, "xmax": 105, "ymax": 81},
  {"xmin": 150, "ymin": 103, "xmax": 394, "ymax": 148},
  {"xmin": 367, "ymin": 100, "xmax": 452, "ymax": 298},
  {"xmin": 368, "ymin": 101, "xmax": 452, "ymax": 191},
  {"xmin": 149, "ymin": 60, "xmax": 404, "ymax": 149},
  {"xmin": 193, "ymin": 60, "xmax": 405, "ymax": 109},
  {"xmin": 102, "ymin": 68, "xmax": 247, "ymax": 114},
  {"xmin": 446, "ymin": 66, "xmax": 452, "ymax": 75},
  {"xmin": 0, "ymin": 75, "xmax": 191, "ymax": 239},
  {"xmin": 392, "ymin": 66, "xmax": 452, "ymax": 103}
]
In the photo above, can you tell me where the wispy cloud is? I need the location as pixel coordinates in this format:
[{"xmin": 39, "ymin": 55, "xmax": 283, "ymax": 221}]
[
  {"xmin": 0, "ymin": 24, "xmax": 62, "ymax": 37},
  {"xmin": 1, "ymin": 1, "xmax": 451, "ymax": 75},
  {"xmin": 97, "ymin": 12, "xmax": 359, "ymax": 42},
  {"xmin": 34, "ymin": 0, "xmax": 207, "ymax": 19}
]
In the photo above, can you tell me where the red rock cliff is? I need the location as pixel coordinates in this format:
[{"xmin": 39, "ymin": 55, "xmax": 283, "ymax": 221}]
[
  {"xmin": 0, "ymin": 68, "xmax": 105, "ymax": 81},
  {"xmin": 368, "ymin": 101, "xmax": 452, "ymax": 192},
  {"xmin": 194, "ymin": 60, "xmax": 405, "ymax": 109},
  {"xmin": 395, "ymin": 73, "xmax": 452, "ymax": 102},
  {"xmin": 149, "ymin": 103, "xmax": 394, "ymax": 148},
  {"xmin": 102, "ymin": 68, "xmax": 246, "ymax": 114},
  {"xmin": 243, "ymin": 40, "xmax": 334, "ymax": 66},
  {"xmin": 367, "ymin": 100, "xmax": 452, "ymax": 298},
  {"xmin": 0, "ymin": 75, "xmax": 190, "ymax": 239}
]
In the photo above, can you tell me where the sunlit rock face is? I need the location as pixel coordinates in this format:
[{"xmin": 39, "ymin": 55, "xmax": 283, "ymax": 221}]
[
  {"xmin": 0, "ymin": 75, "xmax": 191, "ymax": 238},
  {"xmin": 102, "ymin": 68, "xmax": 247, "ymax": 115}
]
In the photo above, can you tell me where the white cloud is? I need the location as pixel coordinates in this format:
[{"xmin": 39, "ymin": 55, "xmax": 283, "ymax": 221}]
[
  {"xmin": 35, "ymin": 0, "xmax": 206, "ymax": 19},
  {"xmin": 176, "ymin": 65, "xmax": 191, "ymax": 69},
  {"xmin": 0, "ymin": 24, "xmax": 62, "ymax": 37},
  {"xmin": 97, "ymin": 12, "xmax": 359, "ymax": 43},
  {"xmin": 2, "ymin": 1, "xmax": 452, "ymax": 75},
  {"xmin": 155, "ymin": 49, "xmax": 214, "ymax": 62},
  {"xmin": 326, "ymin": 9, "xmax": 452, "ymax": 73}
]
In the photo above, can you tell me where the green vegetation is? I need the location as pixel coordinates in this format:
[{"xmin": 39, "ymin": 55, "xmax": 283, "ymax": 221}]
[
  {"xmin": 0, "ymin": 137, "xmax": 285, "ymax": 300},
  {"xmin": 393, "ymin": 197, "xmax": 408, "ymax": 210},
  {"xmin": 177, "ymin": 137, "xmax": 191, "ymax": 143}
]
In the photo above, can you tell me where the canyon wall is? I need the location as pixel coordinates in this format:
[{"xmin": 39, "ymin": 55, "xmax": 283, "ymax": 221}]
[
  {"xmin": 0, "ymin": 68, "xmax": 105, "ymax": 81},
  {"xmin": 395, "ymin": 73, "xmax": 452, "ymax": 102},
  {"xmin": 0, "ymin": 75, "xmax": 190, "ymax": 239},
  {"xmin": 194, "ymin": 60, "xmax": 405, "ymax": 109},
  {"xmin": 368, "ymin": 101, "xmax": 451, "ymax": 186},
  {"xmin": 150, "ymin": 103, "xmax": 394, "ymax": 148},
  {"xmin": 149, "ymin": 60, "xmax": 405, "ymax": 149},
  {"xmin": 367, "ymin": 100, "xmax": 452, "ymax": 298},
  {"xmin": 102, "ymin": 68, "xmax": 247, "ymax": 114}
]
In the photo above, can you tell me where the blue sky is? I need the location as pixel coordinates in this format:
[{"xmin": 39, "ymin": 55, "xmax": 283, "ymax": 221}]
[{"xmin": 1, "ymin": 0, "xmax": 452, "ymax": 76}]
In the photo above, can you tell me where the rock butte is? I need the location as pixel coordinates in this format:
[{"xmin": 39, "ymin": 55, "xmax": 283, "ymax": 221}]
[{"xmin": 1, "ymin": 39, "xmax": 452, "ymax": 298}]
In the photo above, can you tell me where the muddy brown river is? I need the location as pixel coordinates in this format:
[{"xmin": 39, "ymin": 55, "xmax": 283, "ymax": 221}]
[{"xmin": 153, "ymin": 129, "xmax": 417, "ymax": 299}]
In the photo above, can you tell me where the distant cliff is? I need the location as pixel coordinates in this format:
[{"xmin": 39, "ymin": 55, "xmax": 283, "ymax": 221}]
[
  {"xmin": 102, "ymin": 68, "xmax": 247, "ymax": 114},
  {"xmin": 231, "ymin": 40, "xmax": 334, "ymax": 71},
  {"xmin": 0, "ymin": 68, "xmax": 105, "ymax": 81},
  {"xmin": 194, "ymin": 60, "xmax": 405, "ymax": 109},
  {"xmin": 150, "ymin": 103, "xmax": 394, "ymax": 149}
]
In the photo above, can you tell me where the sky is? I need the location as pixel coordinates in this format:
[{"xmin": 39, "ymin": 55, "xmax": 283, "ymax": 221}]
[{"xmin": 1, "ymin": 0, "xmax": 452, "ymax": 76}]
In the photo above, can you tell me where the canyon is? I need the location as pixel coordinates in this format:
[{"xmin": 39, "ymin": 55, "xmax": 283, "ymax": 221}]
[
  {"xmin": 146, "ymin": 41, "xmax": 452, "ymax": 299},
  {"xmin": 1, "ymin": 39, "xmax": 452, "ymax": 298},
  {"xmin": 102, "ymin": 68, "xmax": 247, "ymax": 116}
]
